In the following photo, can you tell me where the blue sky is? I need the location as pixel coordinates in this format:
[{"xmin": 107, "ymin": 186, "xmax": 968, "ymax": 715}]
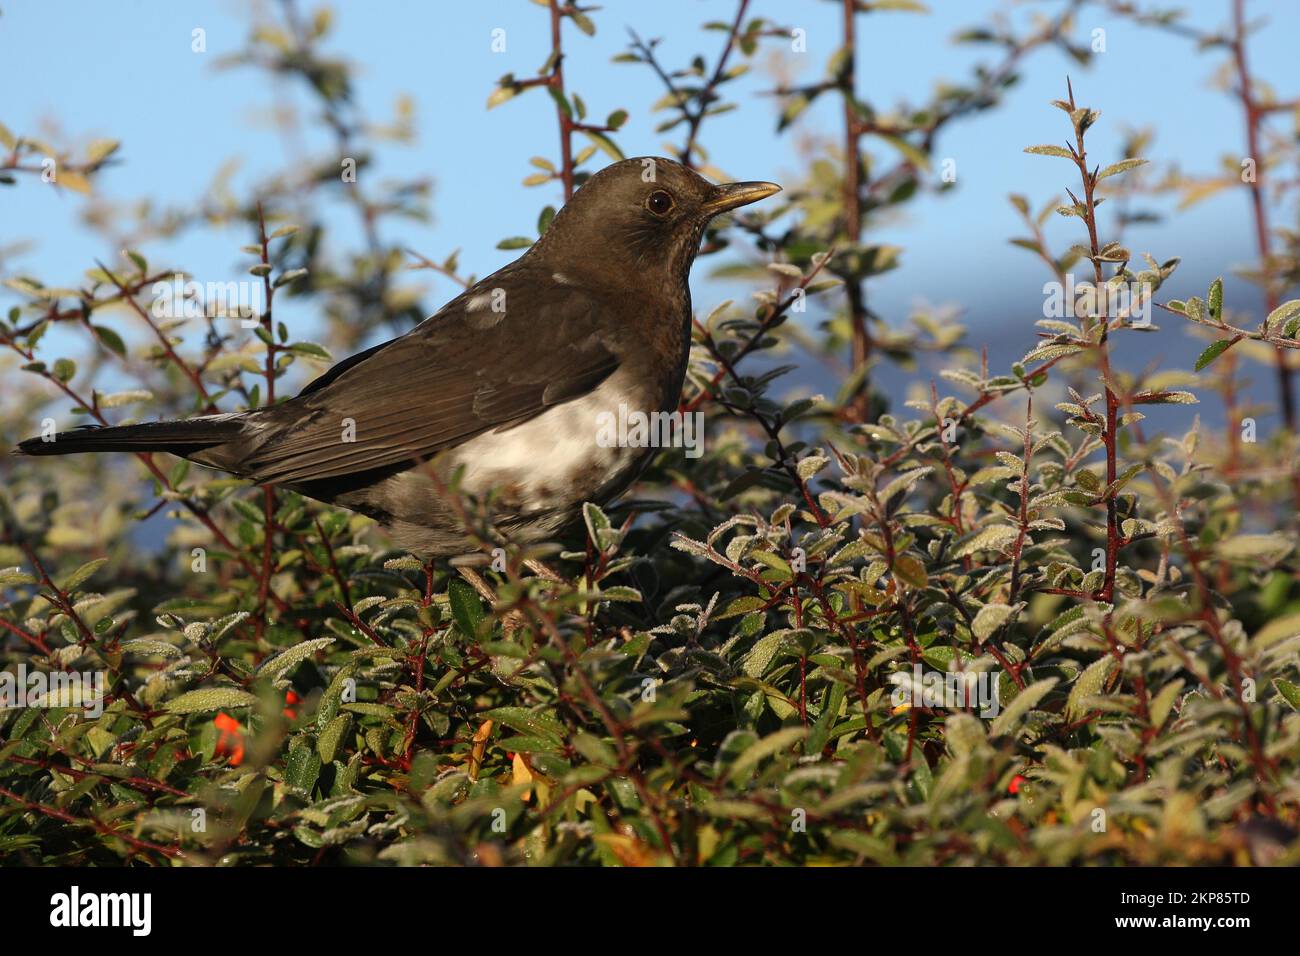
[{"xmin": 2, "ymin": 1, "xmax": 1297, "ymax": 379}]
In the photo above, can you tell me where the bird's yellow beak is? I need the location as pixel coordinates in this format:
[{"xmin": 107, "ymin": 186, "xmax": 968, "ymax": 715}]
[{"xmin": 703, "ymin": 180, "xmax": 782, "ymax": 215}]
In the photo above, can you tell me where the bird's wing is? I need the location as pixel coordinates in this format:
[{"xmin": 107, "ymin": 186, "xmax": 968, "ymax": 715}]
[{"xmin": 239, "ymin": 266, "xmax": 621, "ymax": 485}]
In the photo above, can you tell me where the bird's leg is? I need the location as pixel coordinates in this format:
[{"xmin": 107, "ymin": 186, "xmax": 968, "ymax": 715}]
[
  {"xmin": 456, "ymin": 566, "xmax": 498, "ymax": 604},
  {"xmin": 456, "ymin": 566, "xmax": 528, "ymax": 635},
  {"xmin": 523, "ymin": 558, "xmax": 565, "ymax": 584},
  {"xmin": 456, "ymin": 561, "xmax": 564, "ymax": 637}
]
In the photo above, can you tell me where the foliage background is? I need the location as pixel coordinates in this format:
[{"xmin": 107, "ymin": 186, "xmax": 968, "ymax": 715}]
[{"xmin": 1, "ymin": 0, "xmax": 1299, "ymax": 865}]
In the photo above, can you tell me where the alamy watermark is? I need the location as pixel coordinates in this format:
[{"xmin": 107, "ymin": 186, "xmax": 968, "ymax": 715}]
[
  {"xmin": 890, "ymin": 663, "xmax": 1001, "ymax": 718},
  {"xmin": 49, "ymin": 886, "xmax": 151, "ymax": 936},
  {"xmin": 1043, "ymin": 274, "xmax": 1154, "ymax": 326},
  {"xmin": 0, "ymin": 664, "xmax": 105, "ymax": 718},
  {"xmin": 151, "ymin": 274, "xmax": 264, "ymax": 326},
  {"xmin": 595, "ymin": 404, "xmax": 705, "ymax": 459}
]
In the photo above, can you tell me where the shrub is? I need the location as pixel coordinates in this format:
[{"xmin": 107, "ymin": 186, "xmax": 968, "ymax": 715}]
[{"xmin": 1, "ymin": 1, "xmax": 1298, "ymax": 866}]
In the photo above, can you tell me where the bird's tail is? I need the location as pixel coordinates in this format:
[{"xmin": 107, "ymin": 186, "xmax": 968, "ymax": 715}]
[{"xmin": 15, "ymin": 415, "xmax": 248, "ymax": 458}]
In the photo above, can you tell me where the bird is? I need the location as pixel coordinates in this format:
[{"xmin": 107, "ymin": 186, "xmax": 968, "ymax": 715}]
[{"xmin": 17, "ymin": 157, "xmax": 780, "ymax": 557}]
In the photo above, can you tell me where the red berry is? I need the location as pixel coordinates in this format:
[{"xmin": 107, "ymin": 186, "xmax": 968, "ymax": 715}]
[{"xmin": 213, "ymin": 712, "xmax": 246, "ymax": 766}]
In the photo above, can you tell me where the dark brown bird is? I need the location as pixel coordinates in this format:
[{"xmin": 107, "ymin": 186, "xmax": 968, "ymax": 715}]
[{"xmin": 17, "ymin": 157, "xmax": 780, "ymax": 556}]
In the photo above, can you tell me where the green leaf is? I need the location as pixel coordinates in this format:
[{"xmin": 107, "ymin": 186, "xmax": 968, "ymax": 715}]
[
  {"xmin": 715, "ymin": 595, "xmax": 767, "ymax": 620},
  {"xmin": 750, "ymin": 549, "xmax": 792, "ymax": 579},
  {"xmin": 797, "ymin": 454, "xmax": 829, "ymax": 480},
  {"xmin": 1218, "ymin": 533, "xmax": 1292, "ymax": 562},
  {"xmin": 59, "ymin": 557, "xmax": 107, "ymax": 592},
  {"xmin": 572, "ymin": 732, "xmax": 617, "ymax": 768},
  {"xmin": 537, "ymin": 205, "xmax": 556, "ymax": 235},
  {"xmin": 945, "ymin": 713, "xmax": 986, "ymax": 757},
  {"xmin": 342, "ymin": 702, "xmax": 394, "ymax": 718},
  {"xmin": 0, "ymin": 567, "xmax": 36, "ymax": 586},
  {"xmin": 1207, "ymin": 277, "xmax": 1223, "ymax": 321},
  {"xmin": 1194, "ymin": 338, "xmax": 1234, "ymax": 371},
  {"xmin": 1274, "ymin": 679, "xmax": 1300, "ymax": 712},
  {"xmin": 92, "ymin": 325, "xmax": 127, "ymax": 357},
  {"xmin": 583, "ymin": 501, "xmax": 618, "ymax": 551},
  {"xmin": 1023, "ymin": 144, "xmax": 1074, "ymax": 159},
  {"xmin": 1096, "ymin": 158, "xmax": 1147, "ymax": 181},
  {"xmin": 448, "ymin": 577, "xmax": 488, "ymax": 638},
  {"xmin": 806, "ymin": 683, "xmax": 846, "ymax": 755},
  {"xmin": 1249, "ymin": 612, "xmax": 1300, "ymax": 653},
  {"xmin": 1264, "ymin": 299, "xmax": 1300, "ymax": 333},
  {"xmin": 581, "ymin": 129, "xmax": 624, "ymax": 162},
  {"xmin": 876, "ymin": 133, "xmax": 930, "ymax": 171},
  {"xmin": 1131, "ymin": 390, "xmax": 1198, "ymax": 405},
  {"xmin": 1148, "ymin": 679, "xmax": 1184, "ymax": 728},
  {"xmin": 317, "ymin": 714, "xmax": 351, "ymax": 764},
  {"xmin": 864, "ymin": 0, "xmax": 929, "ymax": 12},
  {"xmin": 971, "ymin": 603, "xmax": 1016, "ymax": 642},
  {"xmin": 274, "ymin": 268, "xmax": 309, "ymax": 288},
  {"xmin": 742, "ymin": 632, "xmax": 785, "ymax": 678},
  {"xmin": 1066, "ymin": 656, "xmax": 1116, "ymax": 719},
  {"xmin": 257, "ymin": 637, "xmax": 334, "ymax": 682},
  {"xmin": 547, "ymin": 87, "xmax": 572, "ymax": 119},
  {"xmin": 484, "ymin": 706, "xmax": 565, "ymax": 744},
  {"xmin": 163, "ymin": 687, "xmax": 258, "ymax": 714},
  {"xmin": 287, "ymin": 341, "xmax": 332, "ymax": 361},
  {"xmin": 285, "ymin": 740, "xmax": 322, "ymax": 794},
  {"xmin": 726, "ymin": 727, "xmax": 804, "ymax": 784},
  {"xmin": 99, "ymin": 389, "xmax": 153, "ymax": 409},
  {"xmin": 954, "ymin": 525, "xmax": 1019, "ymax": 558},
  {"xmin": 989, "ymin": 678, "xmax": 1057, "ymax": 737}
]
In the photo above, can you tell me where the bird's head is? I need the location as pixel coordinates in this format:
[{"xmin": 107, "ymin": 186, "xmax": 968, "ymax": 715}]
[{"xmin": 532, "ymin": 156, "xmax": 781, "ymax": 289}]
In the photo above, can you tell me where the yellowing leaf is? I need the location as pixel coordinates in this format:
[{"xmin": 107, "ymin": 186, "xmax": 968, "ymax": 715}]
[
  {"xmin": 893, "ymin": 554, "xmax": 928, "ymax": 588},
  {"xmin": 56, "ymin": 170, "xmax": 92, "ymax": 195},
  {"xmin": 512, "ymin": 751, "xmax": 535, "ymax": 802},
  {"xmin": 1176, "ymin": 177, "xmax": 1232, "ymax": 211},
  {"xmin": 468, "ymin": 718, "xmax": 493, "ymax": 782}
]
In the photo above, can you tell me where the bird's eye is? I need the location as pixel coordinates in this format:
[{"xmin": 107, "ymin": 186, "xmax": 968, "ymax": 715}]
[{"xmin": 645, "ymin": 190, "xmax": 675, "ymax": 216}]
